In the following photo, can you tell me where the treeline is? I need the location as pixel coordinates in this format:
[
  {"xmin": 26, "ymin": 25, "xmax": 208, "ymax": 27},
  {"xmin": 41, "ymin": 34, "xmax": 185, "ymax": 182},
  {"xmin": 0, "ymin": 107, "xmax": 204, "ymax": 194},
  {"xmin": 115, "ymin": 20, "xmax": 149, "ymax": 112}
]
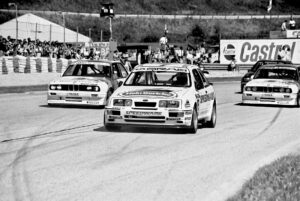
[
  {"xmin": 0, "ymin": 0, "xmax": 298, "ymax": 44},
  {"xmin": 0, "ymin": 0, "xmax": 299, "ymax": 14}
]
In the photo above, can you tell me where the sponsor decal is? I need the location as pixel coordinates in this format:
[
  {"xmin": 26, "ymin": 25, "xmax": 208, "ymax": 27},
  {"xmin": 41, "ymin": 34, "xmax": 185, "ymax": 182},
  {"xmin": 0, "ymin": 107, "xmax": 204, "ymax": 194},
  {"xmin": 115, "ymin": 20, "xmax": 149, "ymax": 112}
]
[
  {"xmin": 121, "ymin": 89, "xmax": 177, "ymax": 97},
  {"xmin": 126, "ymin": 111, "xmax": 162, "ymax": 116},
  {"xmin": 223, "ymin": 44, "xmax": 236, "ymax": 61},
  {"xmin": 199, "ymin": 92, "xmax": 214, "ymax": 103}
]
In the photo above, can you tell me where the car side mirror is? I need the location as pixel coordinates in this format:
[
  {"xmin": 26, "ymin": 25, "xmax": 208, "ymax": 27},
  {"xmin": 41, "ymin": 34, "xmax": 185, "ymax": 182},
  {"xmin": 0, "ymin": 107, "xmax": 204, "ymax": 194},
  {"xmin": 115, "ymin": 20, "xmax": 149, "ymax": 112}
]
[
  {"xmin": 195, "ymin": 82, "xmax": 203, "ymax": 90},
  {"xmin": 203, "ymin": 70, "xmax": 209, "ymax": 74},
  {"xmin": 118, "ymin": 81, "xmax": 123, "ymax": 87}
]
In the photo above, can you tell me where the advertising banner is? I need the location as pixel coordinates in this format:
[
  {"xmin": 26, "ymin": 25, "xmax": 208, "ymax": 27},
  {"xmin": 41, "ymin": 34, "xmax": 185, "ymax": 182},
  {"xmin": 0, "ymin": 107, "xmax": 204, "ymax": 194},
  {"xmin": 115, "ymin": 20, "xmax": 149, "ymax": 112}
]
[
  {"xmin": 220, "ymin": 39, "xmax": 300, "ymax": 64},
  {"xmin": 286, "ymin": 30, "xmax": 300, "ymax": 38}
]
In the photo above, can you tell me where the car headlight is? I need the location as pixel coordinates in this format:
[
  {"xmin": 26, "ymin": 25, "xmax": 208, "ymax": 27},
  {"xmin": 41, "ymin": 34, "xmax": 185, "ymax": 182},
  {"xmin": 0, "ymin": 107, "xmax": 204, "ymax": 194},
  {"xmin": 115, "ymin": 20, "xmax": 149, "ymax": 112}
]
[
  {"xmin": 245, "ymin": 86, "xmax": 252, "ymax": 91},
  {"xmin": 50, "ymin": 85, "xmax": 56, "ymax": 90},
  {"xmin": 285, "ymin": 88, "xmax": 292, "ymax": 93},
  {"xmin": 252, "ymin": 87, "xmax": 257, "ymax": 92},
  {"xmin": 56, "ymin": 85, "xmax": 62, "ymax": 90},
  {"xmin": 94, "ymin": 86, "xmax": 100, "ymax": 91},
  {"xmin": 159, "ymin": 100, "xmax": 180, "ymax": 108},
  {"xmin": 243, "ymin": 77, "xmax": 251, "ymax": 82},
  {"xmin": 86, "ymin": 86, "xmax": 92, "ymax": 91},
  {"xmin": 113, "ymin": 99, "xmax": 132, "ymax": 106}
]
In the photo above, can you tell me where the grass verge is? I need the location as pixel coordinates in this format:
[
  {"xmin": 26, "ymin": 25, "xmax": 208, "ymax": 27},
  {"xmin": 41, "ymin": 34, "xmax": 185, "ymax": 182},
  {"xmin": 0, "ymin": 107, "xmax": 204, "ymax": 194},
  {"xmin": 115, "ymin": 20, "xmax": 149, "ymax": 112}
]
[{"xmin": 227, "ymin": 155, "xmax": 300, "ymax": 201}]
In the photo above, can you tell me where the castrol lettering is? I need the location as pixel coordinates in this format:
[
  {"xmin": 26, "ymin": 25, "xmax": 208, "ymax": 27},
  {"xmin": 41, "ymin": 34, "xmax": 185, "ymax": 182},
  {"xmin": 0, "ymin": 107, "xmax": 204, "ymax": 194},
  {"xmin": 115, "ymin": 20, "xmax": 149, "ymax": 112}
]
[{"xmin": 240, "ymin": 42, "xmax": 295, "ymax": 63}]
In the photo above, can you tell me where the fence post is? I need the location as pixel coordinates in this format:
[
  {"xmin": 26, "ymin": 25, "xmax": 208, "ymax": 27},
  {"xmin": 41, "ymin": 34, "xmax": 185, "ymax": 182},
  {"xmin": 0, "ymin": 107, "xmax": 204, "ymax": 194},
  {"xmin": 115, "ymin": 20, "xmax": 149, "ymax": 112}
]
[
  {"xmin": 36, "ymin": 57, "xmax": 42, "ymax": 73},
  {"xmin": 24, "ymin": 56, "xmax": 31, "ymax": 73},
  {"xmin": 12, "ymin": 56, "xmax": 19, "ymax": 73},
  {"xmin": 48, "ymin": 57, "xmax": 53, "ymax": 72},
  {"xmin": 56, "ymin": 58, "xmax": 62, "ymax": 73},
  {"xmin": 1, "ymin": 57, "xmax": 8, "ymax": 74}
]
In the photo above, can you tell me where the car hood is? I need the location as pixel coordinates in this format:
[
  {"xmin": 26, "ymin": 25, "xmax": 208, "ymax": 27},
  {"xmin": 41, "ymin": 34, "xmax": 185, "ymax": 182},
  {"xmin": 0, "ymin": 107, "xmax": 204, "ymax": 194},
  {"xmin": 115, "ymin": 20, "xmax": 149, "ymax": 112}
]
[
  {"xmin": 246, "ymin": 79, "xmax": 299, "ymax": 87},
  {"xmin": 113, "ymin": 86, "xmax": 191, "ymax": 99},
  {"xmin": 50, "ymin": 76, "xmax": 110, "ymax": 85}
]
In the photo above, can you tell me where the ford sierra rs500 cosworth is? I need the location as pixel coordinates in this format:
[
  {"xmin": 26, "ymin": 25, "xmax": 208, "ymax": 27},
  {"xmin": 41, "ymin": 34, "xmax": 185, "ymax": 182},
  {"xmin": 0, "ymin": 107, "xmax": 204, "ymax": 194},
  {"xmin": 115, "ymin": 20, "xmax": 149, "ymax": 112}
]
[
  {"xmin": 48, "ymin": 60, "xmax": 129, "ymax": 106},
  {"xmin": 242, "ymin": 64, "xmax": 300, "ymax": 106},
  {"xmin": 104, "ymin": 63, "xmax": 217, "ymax": 133}
]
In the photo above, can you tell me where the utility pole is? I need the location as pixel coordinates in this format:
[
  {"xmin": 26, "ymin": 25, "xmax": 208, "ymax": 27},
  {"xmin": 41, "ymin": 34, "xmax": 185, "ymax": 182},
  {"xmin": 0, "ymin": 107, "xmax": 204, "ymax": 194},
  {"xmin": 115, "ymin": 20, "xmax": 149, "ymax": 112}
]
[
  {"xmin": 89, "ymin": 28, "xmax": 92, "ymax": 41},
  {"xmin": 8, "ymin": 2, "xmax": 18, "ymax": 40}
]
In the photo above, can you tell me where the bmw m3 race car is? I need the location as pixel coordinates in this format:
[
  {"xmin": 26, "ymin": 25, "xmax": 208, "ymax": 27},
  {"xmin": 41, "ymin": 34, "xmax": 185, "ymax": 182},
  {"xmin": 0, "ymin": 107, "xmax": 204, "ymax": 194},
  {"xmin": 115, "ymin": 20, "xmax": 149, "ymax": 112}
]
[
  {"xmin": 47, "ymin": 60, "xmax": 129, "ymax": 106},
  {"xmin": 104, "ymin": 63, "xmax": 217, "ymax": 133},
  {"xmin": 240, "ymin": 60, "xmax": 292, "ymax": 92},
  {"xmin": 242, "ymin": 64, "xmax": 300, "ymax": 106}
]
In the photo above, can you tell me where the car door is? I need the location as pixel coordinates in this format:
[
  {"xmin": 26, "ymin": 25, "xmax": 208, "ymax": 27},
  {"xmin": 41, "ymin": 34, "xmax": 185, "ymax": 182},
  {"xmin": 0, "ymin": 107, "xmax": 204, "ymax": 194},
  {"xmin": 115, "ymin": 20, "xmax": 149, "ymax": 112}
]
[
  {"xmin": 198, "ymin": 69, "xmax": 215, "ymax": 117},
  {"xmin": 192, "ymin": 68, "xmax": 206, "ymax": 119}
]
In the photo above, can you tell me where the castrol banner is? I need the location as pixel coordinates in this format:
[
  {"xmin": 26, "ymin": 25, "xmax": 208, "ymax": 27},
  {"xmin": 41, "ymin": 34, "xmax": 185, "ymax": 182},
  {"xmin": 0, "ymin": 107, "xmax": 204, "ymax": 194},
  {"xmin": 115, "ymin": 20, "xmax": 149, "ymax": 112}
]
[
  {"xmin": 220, "ymin": 39, "xmax": 300, "ymax": 64},
  {"xmin": 286, "ymin": 30, "xmax": 300, "ymax": 38}
]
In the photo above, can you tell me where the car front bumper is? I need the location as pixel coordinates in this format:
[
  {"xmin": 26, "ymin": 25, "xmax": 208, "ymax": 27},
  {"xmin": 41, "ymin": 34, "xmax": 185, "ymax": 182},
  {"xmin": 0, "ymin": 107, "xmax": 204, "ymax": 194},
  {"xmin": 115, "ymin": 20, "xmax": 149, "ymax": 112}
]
[
  {"xmin": 47, "ymin": 91, "xmax": 107, "ymax": 106},
  {"xmin": 104, "ymin": 107, "xmax": 194, "ymax": 128},
  {"xmin": 242, "ymin": 92, "xmax": 298, "ymax": 106}
]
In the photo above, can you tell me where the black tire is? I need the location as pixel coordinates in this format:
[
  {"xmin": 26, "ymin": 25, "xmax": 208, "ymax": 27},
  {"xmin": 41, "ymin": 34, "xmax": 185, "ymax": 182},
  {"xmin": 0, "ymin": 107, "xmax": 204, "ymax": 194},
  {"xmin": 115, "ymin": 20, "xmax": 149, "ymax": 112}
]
[
  {"xmin": 206, "ymin": 102, "xmax": 217, "ymax": 128},
  {"xmin": 187, "ymin": 108, "xmax": 198, "ymax": 134}
]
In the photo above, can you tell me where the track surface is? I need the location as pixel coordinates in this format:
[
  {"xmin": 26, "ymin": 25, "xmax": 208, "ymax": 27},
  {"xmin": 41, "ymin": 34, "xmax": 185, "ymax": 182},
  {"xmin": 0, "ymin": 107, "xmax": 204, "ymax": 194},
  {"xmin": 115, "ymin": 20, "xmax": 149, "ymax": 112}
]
[{"xmin": 1, "ymin": 82, "xmax": 300, "ymax": 201}]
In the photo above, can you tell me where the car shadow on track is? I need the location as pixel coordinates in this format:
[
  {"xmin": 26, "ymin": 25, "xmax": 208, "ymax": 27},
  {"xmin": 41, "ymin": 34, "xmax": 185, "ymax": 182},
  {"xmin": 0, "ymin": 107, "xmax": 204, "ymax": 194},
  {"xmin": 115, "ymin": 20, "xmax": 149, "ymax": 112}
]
[
  {"xmin": 94, "ymin": 126, "xmax": 204, "ymax": 135},
  {"xmin": 39, "ymin": 104, "xmax": 105, "ymax": 110},
  {"xmin": 235, "ymin": 102, "xmax": 297, "ymax": 108}
]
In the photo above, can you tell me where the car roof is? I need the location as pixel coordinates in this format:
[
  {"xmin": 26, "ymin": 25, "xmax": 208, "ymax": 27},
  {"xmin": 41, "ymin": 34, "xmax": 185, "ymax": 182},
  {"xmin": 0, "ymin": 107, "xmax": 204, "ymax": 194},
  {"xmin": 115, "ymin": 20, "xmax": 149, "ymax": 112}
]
[
  {"xmin": 255, "ymin": 60, "xmax": 292, "ymax": 64},
  {"xmin": 72, "ymin": 59, "xmax": 121, "ymax": 64},
  {"xmin": 137, "ymin": 63, "xmax": 194, "ymax": 69},
  {"xmin": 259, "ymin": 64, "xmax": 298, "ymax": 69}
]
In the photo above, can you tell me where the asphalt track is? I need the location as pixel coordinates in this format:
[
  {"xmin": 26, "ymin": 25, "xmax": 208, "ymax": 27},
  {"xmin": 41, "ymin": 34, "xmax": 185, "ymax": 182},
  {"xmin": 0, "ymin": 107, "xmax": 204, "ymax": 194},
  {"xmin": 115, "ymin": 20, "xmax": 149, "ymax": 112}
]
[{"xmin": 1, "ymin": 81, "xmax": 300, "ymax": 201}]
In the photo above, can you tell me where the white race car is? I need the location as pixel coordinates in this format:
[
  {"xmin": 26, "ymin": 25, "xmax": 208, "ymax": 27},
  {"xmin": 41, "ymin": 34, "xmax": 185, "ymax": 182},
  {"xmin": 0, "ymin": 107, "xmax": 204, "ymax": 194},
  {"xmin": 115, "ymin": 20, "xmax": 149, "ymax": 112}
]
[
  {"xmin": 242, "ymin": 64, "xmax": 300, "ymax": 106},
  {"xmin": 104, "ymin": 63, "xmax": 217, "ymax": 133},
  {"xmin": 48, "ymin": 60, "xmax": 129, "ymax": 106}
]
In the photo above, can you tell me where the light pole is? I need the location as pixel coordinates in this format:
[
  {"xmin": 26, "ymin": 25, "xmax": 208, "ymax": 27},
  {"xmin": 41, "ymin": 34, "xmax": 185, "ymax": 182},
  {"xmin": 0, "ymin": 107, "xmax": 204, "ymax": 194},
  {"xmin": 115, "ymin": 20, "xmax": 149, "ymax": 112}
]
[{"xmin": 8, "ymin": 2, "xmax": 18, "ymax": 40}]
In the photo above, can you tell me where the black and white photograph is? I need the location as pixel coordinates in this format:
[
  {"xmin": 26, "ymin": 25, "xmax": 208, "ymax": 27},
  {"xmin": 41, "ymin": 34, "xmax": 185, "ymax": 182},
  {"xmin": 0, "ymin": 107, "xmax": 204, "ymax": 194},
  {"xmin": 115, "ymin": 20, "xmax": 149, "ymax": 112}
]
[{"xmin": 0, "ymin": 0, "xmax": 300, "ymax": 201}]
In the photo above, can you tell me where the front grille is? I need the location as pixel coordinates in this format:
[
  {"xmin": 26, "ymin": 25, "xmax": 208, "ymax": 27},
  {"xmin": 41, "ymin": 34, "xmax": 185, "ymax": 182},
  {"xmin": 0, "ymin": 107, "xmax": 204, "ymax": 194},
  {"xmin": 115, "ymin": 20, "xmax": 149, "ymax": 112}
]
[
  {"xmin": 50, "ymin": 84, "xmax": 99, "ymax": 92},
  {"xmin": 135, "ymin": 102, "xmax": 156, "ymax": 107},
  {"xmin": 255, "ymin": 87, "xmax": 287, "ymax": 93}
]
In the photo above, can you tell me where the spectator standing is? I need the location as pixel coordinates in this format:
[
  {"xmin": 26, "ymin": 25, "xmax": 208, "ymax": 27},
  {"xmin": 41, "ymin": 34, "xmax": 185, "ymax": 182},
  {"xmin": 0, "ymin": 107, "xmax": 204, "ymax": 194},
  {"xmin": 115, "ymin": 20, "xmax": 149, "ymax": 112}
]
[
  {"xmin": 289, "ymin": 16, "xmax": 296, "ymax": 30},
  {"xmin": 228, "ymin": 56, "xmax": 239, "ymax": 72},
  {"xmin": 281, "ymin": 20, "xmax": 287, "ymax": 31},
  {"xmin": 159, "ymin": 33, "xmax": 168, "ymax": 55}
]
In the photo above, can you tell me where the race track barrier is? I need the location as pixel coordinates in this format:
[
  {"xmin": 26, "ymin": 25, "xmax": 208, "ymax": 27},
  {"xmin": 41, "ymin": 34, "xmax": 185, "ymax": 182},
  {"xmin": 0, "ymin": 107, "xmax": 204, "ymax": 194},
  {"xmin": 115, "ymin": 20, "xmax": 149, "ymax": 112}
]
[
  {"xmin": 0, "ymin": 56, "xmax": 253, "ymax": 75},
  {"xmin": 0, "ymin": 56, "xmax": 78, "ymax": 75}
]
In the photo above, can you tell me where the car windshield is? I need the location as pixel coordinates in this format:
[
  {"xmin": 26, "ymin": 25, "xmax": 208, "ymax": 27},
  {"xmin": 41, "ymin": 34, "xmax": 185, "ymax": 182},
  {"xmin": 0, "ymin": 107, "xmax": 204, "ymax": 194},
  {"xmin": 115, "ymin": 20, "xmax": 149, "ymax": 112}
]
[
  {"xmin": 254, "ymin": 67, "xmax": 298, "ymax": 80},
  {"xmin": 124, "ymin": 71, "xmax": 191, "ymax": 87},
  {"xmin": 63, "ymin": 64, "xmax": 111, "ymax": 77}
]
